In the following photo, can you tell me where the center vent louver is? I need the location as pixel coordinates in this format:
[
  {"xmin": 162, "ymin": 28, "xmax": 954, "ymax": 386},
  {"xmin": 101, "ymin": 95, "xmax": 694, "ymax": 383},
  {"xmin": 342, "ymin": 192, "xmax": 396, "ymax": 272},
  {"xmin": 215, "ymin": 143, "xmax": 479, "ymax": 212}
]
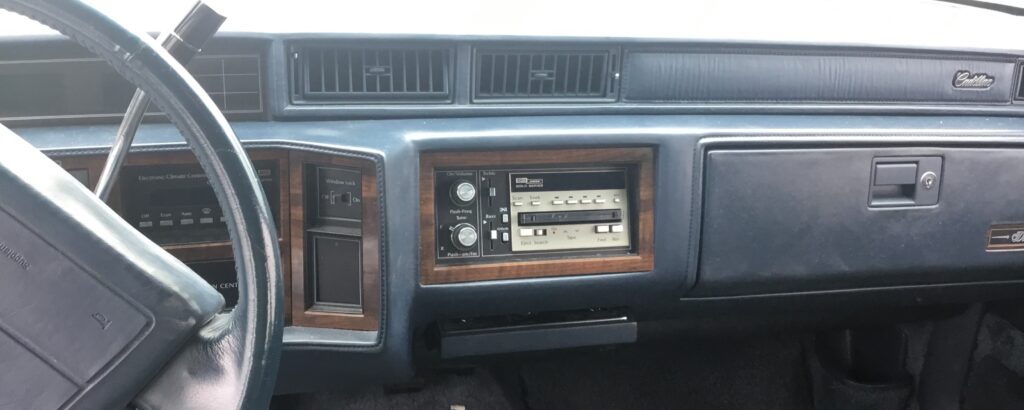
[
  {"xmin": 292, "ymin": 45, "xmax": 452, "ymax": 103},
  {"xmin": 473, "ymin": 48, "xmax": 618, "ymax": 102}
]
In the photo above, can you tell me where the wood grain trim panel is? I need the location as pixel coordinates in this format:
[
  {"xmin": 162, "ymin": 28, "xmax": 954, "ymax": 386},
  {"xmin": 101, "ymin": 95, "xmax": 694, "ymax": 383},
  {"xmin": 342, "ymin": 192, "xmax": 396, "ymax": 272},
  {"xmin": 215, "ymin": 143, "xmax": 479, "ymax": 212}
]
[
  {"xmin": 288, "ymin": 151, "xmax": 380, "ymax": 331},
  {"xmin": 420, "ymin": 147, "xmax": 655, "ymax": 284}
]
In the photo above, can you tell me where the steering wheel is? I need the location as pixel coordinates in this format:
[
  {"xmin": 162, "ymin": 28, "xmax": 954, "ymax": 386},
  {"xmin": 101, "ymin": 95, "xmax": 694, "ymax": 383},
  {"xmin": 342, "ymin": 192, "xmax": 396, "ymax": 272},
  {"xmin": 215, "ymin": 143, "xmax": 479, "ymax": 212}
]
[{"xmin": 0, "ymin": 1, "xmax": 282, "ymax": 409}]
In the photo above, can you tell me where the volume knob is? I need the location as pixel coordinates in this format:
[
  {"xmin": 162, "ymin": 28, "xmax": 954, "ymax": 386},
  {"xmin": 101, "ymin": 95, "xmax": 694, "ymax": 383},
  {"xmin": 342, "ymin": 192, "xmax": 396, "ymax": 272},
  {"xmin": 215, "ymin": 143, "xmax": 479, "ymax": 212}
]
[
  {"xmin": 451, "ymin": 223, "xmax": 478, "ymax": 250},
  {"xmin": 451, "ymin": 181, "xmax": 477, "ymax": 206}
]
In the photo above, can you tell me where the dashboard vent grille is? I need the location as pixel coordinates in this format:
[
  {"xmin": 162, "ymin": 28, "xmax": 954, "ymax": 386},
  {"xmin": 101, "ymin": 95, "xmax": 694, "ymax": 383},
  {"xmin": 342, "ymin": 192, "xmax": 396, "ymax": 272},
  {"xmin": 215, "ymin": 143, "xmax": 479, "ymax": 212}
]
[
  {"xmin": 293, "ymin": 46, "xmax": 452, "ymax": 103},
  {"xmin": 474, "ymin": 49, "xmax": 617, "ymax": 101}
]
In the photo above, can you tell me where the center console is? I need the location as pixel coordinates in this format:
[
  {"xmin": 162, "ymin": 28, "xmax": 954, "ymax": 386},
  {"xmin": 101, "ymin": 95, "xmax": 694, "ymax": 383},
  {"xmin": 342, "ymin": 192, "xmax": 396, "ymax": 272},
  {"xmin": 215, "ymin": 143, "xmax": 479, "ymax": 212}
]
[{"xmin": 420, "ymin": 147, "xmax": 655, "ymax": 284}]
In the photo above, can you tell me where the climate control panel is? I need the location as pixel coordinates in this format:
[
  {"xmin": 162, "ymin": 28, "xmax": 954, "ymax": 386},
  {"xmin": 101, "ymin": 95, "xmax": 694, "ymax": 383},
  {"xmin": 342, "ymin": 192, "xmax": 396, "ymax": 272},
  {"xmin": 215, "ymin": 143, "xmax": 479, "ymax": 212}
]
[{"xmin": 434, "ymin": 167, "xmax": 635, "ymax": 264}]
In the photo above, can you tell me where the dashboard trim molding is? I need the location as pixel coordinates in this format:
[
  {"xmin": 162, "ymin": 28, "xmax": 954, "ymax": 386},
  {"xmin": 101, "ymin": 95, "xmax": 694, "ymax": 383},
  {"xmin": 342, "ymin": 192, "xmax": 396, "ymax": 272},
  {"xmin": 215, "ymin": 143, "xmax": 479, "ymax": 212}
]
[{"xmin": 288, "ymin": 150, "xmax": 381, "ymax": 331}]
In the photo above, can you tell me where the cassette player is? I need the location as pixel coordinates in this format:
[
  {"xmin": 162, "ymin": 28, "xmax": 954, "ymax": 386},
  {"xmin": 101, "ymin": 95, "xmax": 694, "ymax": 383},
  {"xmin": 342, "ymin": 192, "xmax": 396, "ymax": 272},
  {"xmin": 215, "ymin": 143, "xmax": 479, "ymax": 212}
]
[{"xmin": 433, "ymin": 167, "xmax": 635, "ymax": 263}]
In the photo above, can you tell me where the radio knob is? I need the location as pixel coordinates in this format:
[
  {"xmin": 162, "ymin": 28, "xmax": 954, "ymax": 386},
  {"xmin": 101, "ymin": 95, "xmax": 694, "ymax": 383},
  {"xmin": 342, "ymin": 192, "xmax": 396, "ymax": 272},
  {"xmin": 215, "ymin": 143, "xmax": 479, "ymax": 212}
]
[
  {"xmin": 451, "ymin": 223, "xmax": 478, "ymax": 250},
  {"xmin": 451, "ymin": 181, "xmax": 477, "ymax": 206}
]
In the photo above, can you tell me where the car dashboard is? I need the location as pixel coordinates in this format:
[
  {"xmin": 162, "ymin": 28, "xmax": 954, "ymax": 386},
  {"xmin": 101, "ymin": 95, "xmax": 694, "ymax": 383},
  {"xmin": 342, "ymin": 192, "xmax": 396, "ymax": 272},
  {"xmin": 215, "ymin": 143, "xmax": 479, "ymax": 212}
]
[{"xmin": 7, "ymin": 23, "xmax": 1024, "ymax": 392}]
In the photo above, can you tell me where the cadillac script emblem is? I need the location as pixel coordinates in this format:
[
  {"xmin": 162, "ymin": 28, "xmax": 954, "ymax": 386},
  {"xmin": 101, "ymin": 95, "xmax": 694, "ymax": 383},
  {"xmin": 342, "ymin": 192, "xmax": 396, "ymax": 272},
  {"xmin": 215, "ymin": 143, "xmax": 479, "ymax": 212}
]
[{"xmin": 953, "ymin": 70, "xmax": 995, "ymax": 89}]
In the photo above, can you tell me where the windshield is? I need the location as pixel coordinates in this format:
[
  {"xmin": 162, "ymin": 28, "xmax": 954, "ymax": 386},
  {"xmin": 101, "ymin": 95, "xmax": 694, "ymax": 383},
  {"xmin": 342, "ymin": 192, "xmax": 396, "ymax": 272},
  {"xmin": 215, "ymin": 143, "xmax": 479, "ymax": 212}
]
[{"xmin": 2, "ymin": 0, "xmax": 1024, "ymax": 52}]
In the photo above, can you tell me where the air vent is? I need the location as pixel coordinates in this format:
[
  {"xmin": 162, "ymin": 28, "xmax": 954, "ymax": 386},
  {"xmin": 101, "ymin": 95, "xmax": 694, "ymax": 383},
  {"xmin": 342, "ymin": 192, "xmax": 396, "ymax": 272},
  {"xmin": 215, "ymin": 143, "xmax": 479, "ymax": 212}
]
[
  {"xmin": 473, "ymin": 48, "xmax": 618, "ymax": 102},
  {"xmin": 292, "ymin": 45, "xmax": 452, "ymax": 103}
]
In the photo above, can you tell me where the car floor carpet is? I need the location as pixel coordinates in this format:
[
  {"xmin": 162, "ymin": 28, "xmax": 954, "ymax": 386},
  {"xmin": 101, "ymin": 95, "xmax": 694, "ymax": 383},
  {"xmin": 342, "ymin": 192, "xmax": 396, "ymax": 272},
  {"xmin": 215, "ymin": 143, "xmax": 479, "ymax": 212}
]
[
  {"xmin": 273, "ymin": 333, "xmax": 812, "ymax": 410},
  {"xmin": 271, "ymin": 369, "xmax": 521, "ymax": 410},
  {"xmin": 516, "ymin": 334, "xmax": 812, "ymax": 410},
  {"xmin": 963, "ymin": 312, "xmax": 1024, "ymax": 410}
]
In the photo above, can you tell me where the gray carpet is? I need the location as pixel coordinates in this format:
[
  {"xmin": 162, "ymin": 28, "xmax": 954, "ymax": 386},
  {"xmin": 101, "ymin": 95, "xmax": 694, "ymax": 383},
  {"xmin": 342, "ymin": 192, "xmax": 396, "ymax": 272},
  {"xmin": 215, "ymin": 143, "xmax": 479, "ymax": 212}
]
[
  {"xmin": 274, "ymin": 334, "xmax": 812, "ymax": 410},
  {"xmin": 517, "ymin": 335, "xmax": 811, "ymax": 410},
  {"xmin": 963, "ymin": 314, "xmax": 1024, "ymax": 410},
  {"xmin": 273, "ymin": 370, "xmax": 519, "ymax": 410}
]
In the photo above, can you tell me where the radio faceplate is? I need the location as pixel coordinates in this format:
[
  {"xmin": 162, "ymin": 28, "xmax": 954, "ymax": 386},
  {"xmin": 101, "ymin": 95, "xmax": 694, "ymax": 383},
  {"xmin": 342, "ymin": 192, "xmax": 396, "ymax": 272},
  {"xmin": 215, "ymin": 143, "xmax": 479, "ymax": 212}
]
[{"xmin": 434, "ymin": 167, "xmax": 635, "ymax": 264}]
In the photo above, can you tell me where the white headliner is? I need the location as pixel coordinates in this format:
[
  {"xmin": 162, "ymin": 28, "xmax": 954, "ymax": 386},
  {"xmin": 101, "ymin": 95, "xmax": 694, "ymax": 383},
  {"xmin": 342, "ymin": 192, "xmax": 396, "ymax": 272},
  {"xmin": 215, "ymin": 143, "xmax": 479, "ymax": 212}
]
[{"xmin": 1, "ymin": 0, "xmax": 1024, "ymax": 53}]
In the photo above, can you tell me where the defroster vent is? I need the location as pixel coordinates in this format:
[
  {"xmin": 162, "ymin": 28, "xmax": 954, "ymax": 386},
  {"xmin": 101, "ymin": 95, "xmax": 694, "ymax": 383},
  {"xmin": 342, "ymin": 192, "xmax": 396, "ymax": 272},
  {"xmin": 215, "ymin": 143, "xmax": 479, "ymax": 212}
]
[
  {"xmin": 292, "ymin": 45, "xmax": 452, "ymax": 103},
  {"xmin": 474, "ymin": 48, "xmax": 618, "ymax": 102}
]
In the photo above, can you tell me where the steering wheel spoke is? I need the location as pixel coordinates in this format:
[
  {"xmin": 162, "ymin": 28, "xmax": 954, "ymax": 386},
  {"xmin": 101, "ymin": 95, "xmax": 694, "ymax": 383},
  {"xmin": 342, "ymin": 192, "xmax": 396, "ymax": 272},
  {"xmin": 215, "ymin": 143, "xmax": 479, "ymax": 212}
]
[{"xmin": 93, "ymin": 3, "xmax": 224, "ymax": 202}]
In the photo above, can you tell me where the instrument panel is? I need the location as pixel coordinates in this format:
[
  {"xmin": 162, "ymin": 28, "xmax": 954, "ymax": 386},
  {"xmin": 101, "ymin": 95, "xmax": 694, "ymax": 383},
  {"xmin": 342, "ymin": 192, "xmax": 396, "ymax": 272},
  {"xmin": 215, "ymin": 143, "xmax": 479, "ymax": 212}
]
[{"xmin": 53, "ymin": 149, "xmax": 380, "ymax": 331}]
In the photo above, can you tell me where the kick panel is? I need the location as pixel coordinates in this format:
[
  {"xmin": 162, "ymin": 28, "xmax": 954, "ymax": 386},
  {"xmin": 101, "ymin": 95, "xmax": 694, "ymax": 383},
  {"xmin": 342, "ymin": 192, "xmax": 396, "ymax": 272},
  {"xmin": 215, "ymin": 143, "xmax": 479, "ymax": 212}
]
[{"xmin": 421, "ymin": 148, "xmax": 655, "ymax": 284}]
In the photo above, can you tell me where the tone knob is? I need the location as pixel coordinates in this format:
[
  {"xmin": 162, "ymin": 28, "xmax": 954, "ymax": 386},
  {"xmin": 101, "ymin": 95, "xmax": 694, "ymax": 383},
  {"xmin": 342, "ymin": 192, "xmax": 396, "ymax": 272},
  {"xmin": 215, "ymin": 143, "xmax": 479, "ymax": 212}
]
[
  {"xmin": 451, "ymin": 223, "xmax": 478, "ymax": 250},
  {"xmin": 451, "ymin": 181, "xmax": 477, "ymax": 206}
]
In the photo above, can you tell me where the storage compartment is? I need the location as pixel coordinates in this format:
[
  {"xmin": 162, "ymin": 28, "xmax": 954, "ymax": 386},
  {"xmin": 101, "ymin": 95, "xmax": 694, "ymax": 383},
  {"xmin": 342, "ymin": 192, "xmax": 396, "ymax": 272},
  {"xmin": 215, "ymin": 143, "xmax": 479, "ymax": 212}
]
[{"xmin": 697, "ymin": 148, "xmax": 1024, "ymax": 296}]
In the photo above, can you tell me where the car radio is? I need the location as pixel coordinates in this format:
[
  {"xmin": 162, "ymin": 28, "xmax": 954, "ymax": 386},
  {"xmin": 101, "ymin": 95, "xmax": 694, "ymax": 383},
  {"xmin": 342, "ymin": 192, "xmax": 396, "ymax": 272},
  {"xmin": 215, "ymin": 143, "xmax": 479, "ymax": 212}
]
[{"xmin": 434, "ymin": 167, "xmax": 635, "ymax": 263}]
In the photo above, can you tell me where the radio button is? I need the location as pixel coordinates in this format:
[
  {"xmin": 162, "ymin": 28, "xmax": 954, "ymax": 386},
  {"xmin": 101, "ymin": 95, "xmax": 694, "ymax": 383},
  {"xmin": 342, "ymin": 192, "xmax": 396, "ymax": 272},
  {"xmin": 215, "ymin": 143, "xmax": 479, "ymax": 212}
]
[
  {"xmin": 519, "ymin": 228, "xmax": 534, "ymax": 237},
  {"xmin": 610, "ymin": 224, "xmax": 624, "ymax": 233},
  {"xmin": 451, "ymin": 223, "xmax": 478, "ymax": 250},
  {"xmin": 595, "ymin": 225, "xmax": 610, "ymax": 233}
]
